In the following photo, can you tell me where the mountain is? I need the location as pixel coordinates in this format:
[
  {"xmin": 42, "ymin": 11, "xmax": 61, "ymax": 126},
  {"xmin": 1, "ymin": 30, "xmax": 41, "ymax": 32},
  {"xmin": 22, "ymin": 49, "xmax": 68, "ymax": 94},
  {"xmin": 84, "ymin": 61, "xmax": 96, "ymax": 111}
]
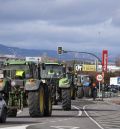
[
  {"xmin": 0, "ymin": 44, "xmax": 116, "ymax": 62},
  {"xmin": 0, "ymin": 44, "xmax": 57, "ymax": 58}
]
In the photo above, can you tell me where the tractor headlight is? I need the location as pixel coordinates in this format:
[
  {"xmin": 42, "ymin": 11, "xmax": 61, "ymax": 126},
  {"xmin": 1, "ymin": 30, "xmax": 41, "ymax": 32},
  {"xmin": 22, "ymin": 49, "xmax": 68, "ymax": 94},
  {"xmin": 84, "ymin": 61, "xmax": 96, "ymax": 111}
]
[
  {"xmin": 0, "ymin": 79, "xmax": 4, "ymax": 88},
  {"xmin": 11, "ymin": 81, "xmax": 16, "ymax": 87}
]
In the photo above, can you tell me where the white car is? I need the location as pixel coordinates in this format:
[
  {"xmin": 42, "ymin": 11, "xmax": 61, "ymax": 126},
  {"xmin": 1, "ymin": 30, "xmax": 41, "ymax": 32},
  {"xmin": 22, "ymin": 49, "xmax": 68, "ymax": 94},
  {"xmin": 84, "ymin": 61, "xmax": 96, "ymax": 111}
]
[{"xmin": 0, "ymin": 96, "xmax": 7, "ymax": 123}]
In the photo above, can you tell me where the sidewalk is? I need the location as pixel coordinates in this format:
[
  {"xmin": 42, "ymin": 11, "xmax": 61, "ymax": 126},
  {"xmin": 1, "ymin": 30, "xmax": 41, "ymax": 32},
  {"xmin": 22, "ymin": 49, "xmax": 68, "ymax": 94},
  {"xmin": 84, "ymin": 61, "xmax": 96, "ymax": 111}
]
[{"xmin": 103, "ymin": 97, "xmax": 120, "ymax": 105}]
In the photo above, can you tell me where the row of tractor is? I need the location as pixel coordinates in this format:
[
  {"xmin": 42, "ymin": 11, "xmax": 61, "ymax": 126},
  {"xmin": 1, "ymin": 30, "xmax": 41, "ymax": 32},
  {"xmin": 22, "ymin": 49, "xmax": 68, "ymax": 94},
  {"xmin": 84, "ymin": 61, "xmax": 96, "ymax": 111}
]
[{"xmin": 0, "ymin": 59, "xmax": 96, "ymax": 123}]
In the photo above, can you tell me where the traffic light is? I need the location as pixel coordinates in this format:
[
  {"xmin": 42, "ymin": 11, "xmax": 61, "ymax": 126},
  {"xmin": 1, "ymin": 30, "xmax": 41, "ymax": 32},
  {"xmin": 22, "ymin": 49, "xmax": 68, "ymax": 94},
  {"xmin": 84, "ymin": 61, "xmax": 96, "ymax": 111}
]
[{"xmin": 57, "ymin": 47, "xmax": 62, "ymax": 54}]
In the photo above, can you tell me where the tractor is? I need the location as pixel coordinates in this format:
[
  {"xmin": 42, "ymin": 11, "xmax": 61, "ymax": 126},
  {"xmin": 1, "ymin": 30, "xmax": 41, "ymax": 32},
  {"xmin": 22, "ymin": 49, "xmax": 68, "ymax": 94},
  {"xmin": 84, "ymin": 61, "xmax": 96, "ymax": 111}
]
[
  {"xmin": 0, "ymin": 60, "xmax": 52, "ymax": 117},
  {"xmin": 40, "ymin": 62, "xmax": 76, "ymax": 110}
]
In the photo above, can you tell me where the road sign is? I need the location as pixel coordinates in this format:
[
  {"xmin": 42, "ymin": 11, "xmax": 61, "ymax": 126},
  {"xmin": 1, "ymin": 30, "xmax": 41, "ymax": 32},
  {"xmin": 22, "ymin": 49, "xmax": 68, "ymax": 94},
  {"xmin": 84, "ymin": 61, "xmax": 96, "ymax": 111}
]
[
  {"xmin": 74, "ymin": 64, "xmax": 82, "ymax": 71},
  {"xmin": 26, "ymin": 57, "xmax": 41, "ymax": 62},
  {"xmin": 96, "ymin": 74, "xmax": 103, "ymax": 82}
]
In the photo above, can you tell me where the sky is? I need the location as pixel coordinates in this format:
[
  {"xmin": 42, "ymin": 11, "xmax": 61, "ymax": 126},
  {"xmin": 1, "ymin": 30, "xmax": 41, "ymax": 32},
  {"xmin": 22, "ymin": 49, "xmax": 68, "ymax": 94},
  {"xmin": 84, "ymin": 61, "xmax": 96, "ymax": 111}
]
[{"xmin": 0, "ymin": 0, "xmax": 120, "ymax": 55}]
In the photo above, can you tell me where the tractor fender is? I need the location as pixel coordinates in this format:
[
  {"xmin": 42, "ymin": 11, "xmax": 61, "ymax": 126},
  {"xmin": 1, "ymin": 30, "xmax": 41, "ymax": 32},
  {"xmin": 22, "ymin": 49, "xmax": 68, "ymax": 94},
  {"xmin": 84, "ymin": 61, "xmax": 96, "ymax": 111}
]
[
  {"xmin": 59, "ymin": 78, "xmax": 70, "ymax": 89},
  {"xmin": 25, "ymin": 79, "xmax": 44, "ymax": 91}
]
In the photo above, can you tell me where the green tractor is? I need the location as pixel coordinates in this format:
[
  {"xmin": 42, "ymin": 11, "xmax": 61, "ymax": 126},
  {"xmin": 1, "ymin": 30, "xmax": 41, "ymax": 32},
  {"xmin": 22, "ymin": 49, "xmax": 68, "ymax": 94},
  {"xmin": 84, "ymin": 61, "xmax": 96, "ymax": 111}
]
[
  {"xmin": 25, "ymin": 62, "xmax": 52, "ymax": 117},
  {"xmin": 0, "ymin": 60, "xmax": 29, "ymax": 116},
  {"xmin": 0, "ymin": 60, "xmax": 52, "ymax": 117},
  {"xmin": 41, "ymin": 62, "xmax": 74, "ymax": 110}
]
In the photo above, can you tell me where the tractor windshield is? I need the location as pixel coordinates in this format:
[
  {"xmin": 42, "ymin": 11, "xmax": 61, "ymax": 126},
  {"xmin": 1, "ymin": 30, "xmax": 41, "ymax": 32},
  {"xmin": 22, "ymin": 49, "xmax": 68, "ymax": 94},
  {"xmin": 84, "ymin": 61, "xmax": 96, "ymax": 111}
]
[
  {"xmin": 3, "ymin": 64, "xmax": 30, "ymax": 79},
  {"xmin": 41, "ymin": 64, "xmax": 63, "ymax": 79}
]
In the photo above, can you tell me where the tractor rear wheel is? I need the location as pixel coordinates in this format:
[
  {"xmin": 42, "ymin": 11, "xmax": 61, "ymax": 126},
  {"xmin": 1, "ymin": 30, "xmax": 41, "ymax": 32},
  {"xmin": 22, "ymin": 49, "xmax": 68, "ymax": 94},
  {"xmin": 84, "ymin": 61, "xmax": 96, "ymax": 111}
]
[
  {"xmin": 77, "ymin": 87, "xmax": 84, "ymax": 98},
  {"xmin": 62, "ymin": 88, "xmax": 71, "ymax": 111},
  {"xmin": 28, "ymin": 86, "xmax": 45, "ymax": 117},
  {"xmin": 0, "ymin": 108, "xmax": 7, "ymax": 123},
  {"xmin": 7, "ymin": 108, "xmax": 17, "ymax": 117},
  {"xmin": 44, "ymin": 86, "xmax": 52, "ymax": 116}
]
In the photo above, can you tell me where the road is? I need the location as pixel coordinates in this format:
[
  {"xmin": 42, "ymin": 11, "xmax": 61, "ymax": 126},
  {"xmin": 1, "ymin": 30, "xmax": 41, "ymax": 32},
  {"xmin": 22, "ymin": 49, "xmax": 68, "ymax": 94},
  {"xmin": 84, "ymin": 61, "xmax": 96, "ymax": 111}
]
[{"xmin": 0, "ymin": 99, "xmax": 120, "ymax": 129}]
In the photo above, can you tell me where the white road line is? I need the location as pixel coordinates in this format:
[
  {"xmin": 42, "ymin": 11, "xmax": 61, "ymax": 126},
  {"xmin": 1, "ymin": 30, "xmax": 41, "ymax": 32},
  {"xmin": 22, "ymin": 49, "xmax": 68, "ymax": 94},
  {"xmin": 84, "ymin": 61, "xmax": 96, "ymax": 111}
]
[
  {"xmin": 0, "ymin": 122, "xmax": 47, "ymax": 129},
  {"xmin": 50, "ymin": 121, "xmax": 56, "ymax": 123},
  {"xmin": 72, "ymin": 105, "xmax": 82, "ymax": 116},
  {"xmin": 0, "ymin": 125, "xmax": 29, "ymax": 129},
  {"xmin": 83, "ymin": 105, "xmax": 104, "ymax": 129}
]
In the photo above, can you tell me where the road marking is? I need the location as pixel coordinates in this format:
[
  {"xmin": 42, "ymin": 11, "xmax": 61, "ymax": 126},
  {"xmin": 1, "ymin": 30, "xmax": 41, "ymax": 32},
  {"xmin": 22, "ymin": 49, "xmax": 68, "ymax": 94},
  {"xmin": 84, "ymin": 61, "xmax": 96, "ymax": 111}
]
[
  {"xmin": 0, "ymin": 125, "xmax": 28, "ymax": 129},
  {"xmin": 83, "ymin": 105, "xmax": 104, "ymax": 129},
  {"xmin": 0, "ymin": 122, "xmax": 47, "ymax": 129},
  {"xmin": 72, "ymin": 105, "xmax": 82, "ymax": 116},
  {"xmin": 51, "ymin": 126, "xmax": 80, "ymax": 129},
  {"xmin": 50, "ymin": 121, "xmax": 57, "ymax": 122}
]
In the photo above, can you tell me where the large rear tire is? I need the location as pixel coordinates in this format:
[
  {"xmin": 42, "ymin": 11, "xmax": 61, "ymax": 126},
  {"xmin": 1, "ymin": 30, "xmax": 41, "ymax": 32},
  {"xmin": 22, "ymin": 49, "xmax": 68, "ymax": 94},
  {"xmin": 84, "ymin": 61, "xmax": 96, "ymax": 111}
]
[
  {"xmin": 84, "ymin": 87, "xmax": 91, "ymax": 97},
  {"xmin": 44, "ymin": 87, "xmax": 52, "ymax": 116},
  {"xmin": 7, "ymin": 108, "xmax": 17, "ymax": 117},
  {"xmin": 0, "ymin": 108, "xmax": 7, "ymax": 123},
  {"xmin": 77, "ymin": 87, "xmax": 84, "ymax": 98},
  {"xmin": 52, "ymin": 86, "xmax": 58, "ymax": 105},
  {"xmin": 62, "ymin": 88, "xmax": 71, "ymax": 111},
  {"xmin": 71, "ymin": 86, "xmax": 76, "ymax": 100},
  {"xmin": 28, "ymin": 86, "xmax": 45, "ymax": 117}
]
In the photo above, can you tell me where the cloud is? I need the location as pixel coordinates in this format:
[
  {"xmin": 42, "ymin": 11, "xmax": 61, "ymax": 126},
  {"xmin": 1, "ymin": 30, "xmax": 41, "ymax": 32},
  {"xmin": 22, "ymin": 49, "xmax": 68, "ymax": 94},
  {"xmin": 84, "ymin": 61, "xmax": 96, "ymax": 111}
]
[{"xmin": 0, "ymin": 0, "xmax": 120, "ymax": 55}]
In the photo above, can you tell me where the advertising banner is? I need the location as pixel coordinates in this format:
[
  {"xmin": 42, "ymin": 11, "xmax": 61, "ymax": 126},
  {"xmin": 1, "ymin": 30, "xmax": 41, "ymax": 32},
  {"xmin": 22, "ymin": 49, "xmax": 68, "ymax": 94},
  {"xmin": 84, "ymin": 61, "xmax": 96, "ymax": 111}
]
[{"xmin": 102, "ymin": 50, "xmax": 108, "ymax": 72}]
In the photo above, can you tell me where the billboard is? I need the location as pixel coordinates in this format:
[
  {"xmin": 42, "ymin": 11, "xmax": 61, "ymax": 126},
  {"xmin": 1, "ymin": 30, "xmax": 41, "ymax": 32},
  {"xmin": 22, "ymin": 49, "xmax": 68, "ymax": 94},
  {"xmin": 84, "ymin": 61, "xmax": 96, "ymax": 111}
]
[
  {"xmin": 74, "ymin": 64, "xmax": 82, "ymax": 71},
  {"xmin": 82, "ymin": 64, "xmax": 96, "ymax": 72},
  {"xmin": 102, "ymin": 50, "xmax": 108, "ymax": 72}
]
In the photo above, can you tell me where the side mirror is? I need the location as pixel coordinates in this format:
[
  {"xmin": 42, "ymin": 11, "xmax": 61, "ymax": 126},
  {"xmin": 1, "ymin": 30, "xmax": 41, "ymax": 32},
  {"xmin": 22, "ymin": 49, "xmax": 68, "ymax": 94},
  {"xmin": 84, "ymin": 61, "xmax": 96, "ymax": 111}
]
[{"xmin": 42, "ymin": 63, "xmax": 46, "ymax": 70}]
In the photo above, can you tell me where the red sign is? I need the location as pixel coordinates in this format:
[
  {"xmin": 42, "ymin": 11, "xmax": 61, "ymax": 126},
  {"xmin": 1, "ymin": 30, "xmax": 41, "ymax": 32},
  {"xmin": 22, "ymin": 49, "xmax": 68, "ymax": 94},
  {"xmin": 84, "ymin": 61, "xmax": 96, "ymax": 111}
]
[
  {"xmin": 96, "ymin": 74, "xmax": 103, "ymax": 82},
  {"xmin": 102, "ymin": 50, "xmax": 108, "ymax": 72}
]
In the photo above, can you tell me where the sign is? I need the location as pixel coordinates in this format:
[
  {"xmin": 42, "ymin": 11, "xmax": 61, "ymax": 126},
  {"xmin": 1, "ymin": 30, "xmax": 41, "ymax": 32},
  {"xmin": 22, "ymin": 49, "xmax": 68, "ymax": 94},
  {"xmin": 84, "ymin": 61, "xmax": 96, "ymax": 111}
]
[
  {"xmin": 26, "ymin": 57, "xmax": 41, "ymax": 62},
  {"xmin": 74, "ymin": 64, "xmax": 82, "ymax": 71},
  {"xmin": 102, "ymin": 50, "xmax": 108, "ymax": 72},
  {"xmin": 82, "ymin": 64, "xmax": 96, "ymax": 72},
  {"xmin": 0, "ymin": 74, "xmax": 4, "ymax": 79},
  {"xmin": 96, "ymin": 74, "xmax": 103, "ymax": 82},
  {"xmin": 117, "ymin": 77, "xmax": 120, "ymax": 84}
]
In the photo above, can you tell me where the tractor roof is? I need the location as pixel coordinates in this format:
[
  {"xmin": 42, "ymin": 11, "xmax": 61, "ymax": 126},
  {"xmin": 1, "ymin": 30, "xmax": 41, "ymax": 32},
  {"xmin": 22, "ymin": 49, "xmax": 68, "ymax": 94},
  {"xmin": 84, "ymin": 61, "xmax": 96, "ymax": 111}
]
[
  {"xmin": 4, "ymin": 60, "xmax": 34, "ymax": 65},
  {"xmin": 45, "ymin": 62, "xmax": 63, "ymax": 65}
]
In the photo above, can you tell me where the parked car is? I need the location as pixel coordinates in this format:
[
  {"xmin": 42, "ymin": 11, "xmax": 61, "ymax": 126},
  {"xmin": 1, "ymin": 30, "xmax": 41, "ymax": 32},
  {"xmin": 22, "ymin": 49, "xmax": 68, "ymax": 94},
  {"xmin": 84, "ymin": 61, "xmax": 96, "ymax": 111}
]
[
  {"xmin": 107, "ymin": 85, "xmax": 118, "ymax": 93},
  {"xmin": 0, "ymin": 95, "xmax": 7, "ymax": 123}
]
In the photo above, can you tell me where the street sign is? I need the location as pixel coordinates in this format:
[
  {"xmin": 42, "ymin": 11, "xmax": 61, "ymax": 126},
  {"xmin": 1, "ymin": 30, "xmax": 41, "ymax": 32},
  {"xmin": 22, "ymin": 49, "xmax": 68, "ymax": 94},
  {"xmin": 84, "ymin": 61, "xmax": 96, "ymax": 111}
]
[
  {"xmin": 26, "ymin": 57, "xmax": 41, "ymax": 62},
  {"xmin": 96, "ymin": 74, "xmax": 103, "ymax": 82},
  {"xmin": 74, "ymin": 64, "xmax": 82, "ymax": 71}
]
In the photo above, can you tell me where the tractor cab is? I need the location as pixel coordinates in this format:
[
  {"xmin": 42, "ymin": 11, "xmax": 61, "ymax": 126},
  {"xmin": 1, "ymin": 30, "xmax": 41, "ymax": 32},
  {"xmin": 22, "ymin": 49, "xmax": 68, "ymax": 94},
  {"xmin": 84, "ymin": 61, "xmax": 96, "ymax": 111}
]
[
  {"xmin": 3, "ymin": 60, "xmax": 37, "ymax": 80},
  {"xmin": 41, "ymin": 63, "xmax": 64, "ymax": 79}
]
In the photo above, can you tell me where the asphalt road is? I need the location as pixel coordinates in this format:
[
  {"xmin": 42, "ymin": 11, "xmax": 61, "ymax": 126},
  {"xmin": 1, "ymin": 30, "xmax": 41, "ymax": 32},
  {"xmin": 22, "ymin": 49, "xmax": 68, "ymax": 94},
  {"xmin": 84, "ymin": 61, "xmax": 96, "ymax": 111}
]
[{"xmin": 0, "ymin": 99, "xmax": 120, "ymax": 129}]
